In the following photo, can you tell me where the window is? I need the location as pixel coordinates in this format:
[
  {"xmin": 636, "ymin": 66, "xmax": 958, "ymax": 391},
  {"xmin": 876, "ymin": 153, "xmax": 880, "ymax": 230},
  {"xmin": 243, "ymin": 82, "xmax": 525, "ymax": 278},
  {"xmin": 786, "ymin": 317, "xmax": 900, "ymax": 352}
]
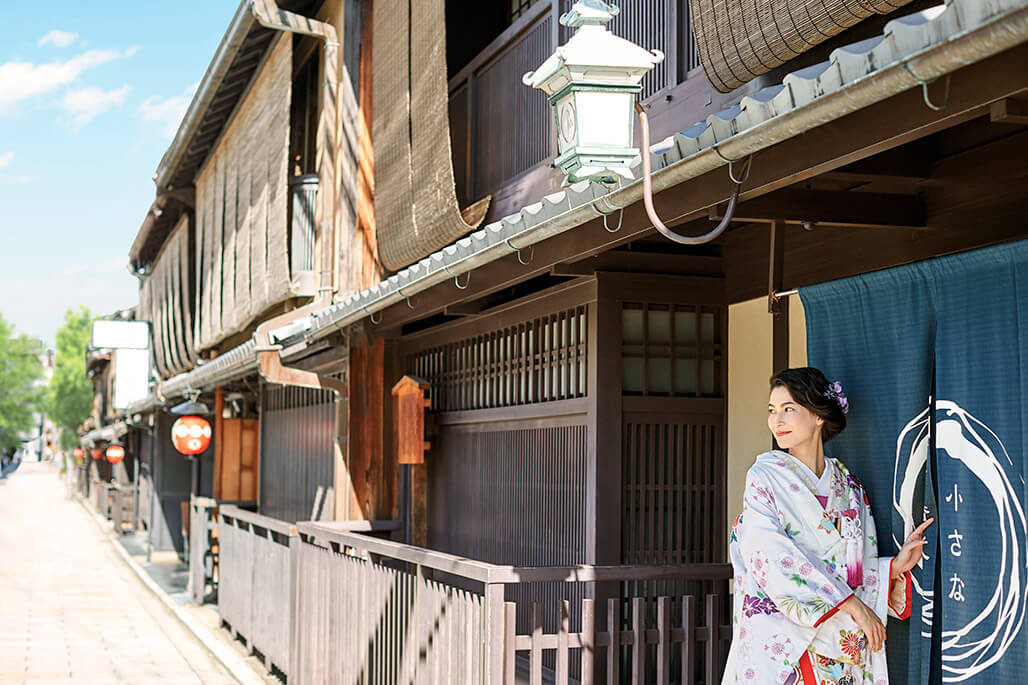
[
  {"xmin": 621, "ymin": 303, "xmax": 723, "ymax": 396},
  {"xmin": 409, "ymin": 306, "xmax": 587, "ymax": 411}
]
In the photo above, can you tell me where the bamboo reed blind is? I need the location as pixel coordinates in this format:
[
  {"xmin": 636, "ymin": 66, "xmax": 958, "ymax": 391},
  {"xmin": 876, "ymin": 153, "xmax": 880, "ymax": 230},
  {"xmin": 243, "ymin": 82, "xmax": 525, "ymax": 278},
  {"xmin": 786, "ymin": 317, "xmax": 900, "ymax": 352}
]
[
  {"xmin": 688, "ymin": 0, "xmax": 913, "ymax": 92},
  {"xmin": 139, "ymin": 216, "xmax": 196, "ymax": 378},
  {"xmin": 372, "ymin": 0, "xmax": 486, "ymax": 272}
]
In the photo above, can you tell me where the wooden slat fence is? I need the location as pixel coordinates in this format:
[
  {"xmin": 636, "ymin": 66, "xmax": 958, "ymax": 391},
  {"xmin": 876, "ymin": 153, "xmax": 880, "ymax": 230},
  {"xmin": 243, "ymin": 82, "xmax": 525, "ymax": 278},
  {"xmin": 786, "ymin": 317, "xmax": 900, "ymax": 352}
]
[
  {"xmin": 218, "ymin": 506, "xmax": 298, "ymax": 677},
  {"xmin": 507, "ymin": 594, "xmax": 729, "ymax": 685},
  {"xmin": 294, "ymin": 522, "xmax": 731, "ymax": 685},
  {"xmin": 188, "ymin": 497, "xmax": 218, "ymax": 604}
]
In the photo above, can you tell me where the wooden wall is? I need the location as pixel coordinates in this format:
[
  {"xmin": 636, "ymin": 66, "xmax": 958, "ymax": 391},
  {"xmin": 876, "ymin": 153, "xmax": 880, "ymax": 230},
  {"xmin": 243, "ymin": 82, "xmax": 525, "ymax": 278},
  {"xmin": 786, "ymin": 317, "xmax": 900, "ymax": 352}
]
[
  {"xmin": 194, "ymin": 34, "xmax": 293, "ymax": 352},
  {"xmin": 213, "ymin": 416, "xmax": 259, "ymax": 502}
]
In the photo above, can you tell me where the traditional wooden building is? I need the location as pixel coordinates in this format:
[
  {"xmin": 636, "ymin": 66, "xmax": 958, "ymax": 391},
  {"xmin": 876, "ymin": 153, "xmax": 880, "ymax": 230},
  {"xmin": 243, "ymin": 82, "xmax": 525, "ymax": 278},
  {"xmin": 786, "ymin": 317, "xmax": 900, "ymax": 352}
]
[{"xmin": 82, "ymin": 0, "xmax": 1028, "ymax": 681}]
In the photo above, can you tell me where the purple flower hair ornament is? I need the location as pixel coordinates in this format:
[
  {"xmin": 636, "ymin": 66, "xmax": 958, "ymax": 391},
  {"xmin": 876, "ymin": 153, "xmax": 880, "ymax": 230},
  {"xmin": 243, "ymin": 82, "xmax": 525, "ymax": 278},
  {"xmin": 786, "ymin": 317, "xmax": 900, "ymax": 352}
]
[{"xmin": 824, "ymin": 380, "xmax": 849, "ymax": 414}]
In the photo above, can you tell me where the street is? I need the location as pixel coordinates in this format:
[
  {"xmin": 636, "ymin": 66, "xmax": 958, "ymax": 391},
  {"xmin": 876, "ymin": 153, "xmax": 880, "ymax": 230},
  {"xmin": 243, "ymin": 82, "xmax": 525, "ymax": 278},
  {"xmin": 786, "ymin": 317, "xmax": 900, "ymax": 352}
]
[{"xmin": 0, "ymin": 462, "xmax": 237, "ymax": 684}]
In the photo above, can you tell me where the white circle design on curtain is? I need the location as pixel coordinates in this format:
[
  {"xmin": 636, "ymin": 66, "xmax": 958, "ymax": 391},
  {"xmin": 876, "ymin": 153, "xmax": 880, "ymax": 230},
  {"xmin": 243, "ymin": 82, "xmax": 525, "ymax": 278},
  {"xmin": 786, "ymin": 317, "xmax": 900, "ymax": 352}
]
[{"xmin": 893, "ymin": 400, "xmax": 1027, "ymax": 682}]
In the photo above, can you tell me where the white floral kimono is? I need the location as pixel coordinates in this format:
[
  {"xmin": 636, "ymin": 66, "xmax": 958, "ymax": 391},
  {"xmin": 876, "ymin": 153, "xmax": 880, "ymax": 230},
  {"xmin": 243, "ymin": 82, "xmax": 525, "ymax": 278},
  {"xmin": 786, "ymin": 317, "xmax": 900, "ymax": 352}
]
[{"xmin": 723, "ymin": 450, "xmax": 911, "ymax": 685}]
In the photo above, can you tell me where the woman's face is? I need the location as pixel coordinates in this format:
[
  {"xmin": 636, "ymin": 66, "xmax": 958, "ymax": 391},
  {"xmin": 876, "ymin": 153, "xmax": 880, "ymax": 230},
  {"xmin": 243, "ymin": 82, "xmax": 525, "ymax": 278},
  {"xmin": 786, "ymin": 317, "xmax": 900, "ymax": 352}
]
[{"xmin": 768, "ymin": 385, "xmax": 823, "ymax": 450}]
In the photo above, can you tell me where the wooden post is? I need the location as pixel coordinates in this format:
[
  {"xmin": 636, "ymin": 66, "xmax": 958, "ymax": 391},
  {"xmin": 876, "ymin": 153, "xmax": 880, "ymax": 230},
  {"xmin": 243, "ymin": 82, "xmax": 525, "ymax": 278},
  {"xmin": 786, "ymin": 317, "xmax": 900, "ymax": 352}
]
[
  {"xmin": 485, "ymin": 583, "xmax": 506, "ymax": 685},
  {"xmin": 769, "ymin": 221, "xmax": 789, "ymax": 372},
  {"xmin": 590, "ymin": 283, "xmax": 623, "ymax": 685},
  {"xmin": 581, "ymin": 598, "xmax": 595, "ymax": 683},
  {"xmin": 214, "ymin": 387, "xmax": 224, "ymax": 499}
]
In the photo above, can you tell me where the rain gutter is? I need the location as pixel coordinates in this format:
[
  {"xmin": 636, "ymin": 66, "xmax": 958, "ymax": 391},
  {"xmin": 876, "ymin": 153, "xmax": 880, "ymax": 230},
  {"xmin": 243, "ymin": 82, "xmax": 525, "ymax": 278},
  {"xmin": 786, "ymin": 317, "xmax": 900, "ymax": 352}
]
[{"xmin": 81, "ymin": 422, "xmax": 129, "ymax": 447}]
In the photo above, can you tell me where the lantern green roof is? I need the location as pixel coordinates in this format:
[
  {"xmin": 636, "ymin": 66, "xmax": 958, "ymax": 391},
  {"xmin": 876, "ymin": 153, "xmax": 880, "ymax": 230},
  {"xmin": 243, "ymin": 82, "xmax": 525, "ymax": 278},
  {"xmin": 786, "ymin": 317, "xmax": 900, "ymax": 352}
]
[{"xmin": 522, "ymin": 4, "xmax": 664, "ymax": 96}]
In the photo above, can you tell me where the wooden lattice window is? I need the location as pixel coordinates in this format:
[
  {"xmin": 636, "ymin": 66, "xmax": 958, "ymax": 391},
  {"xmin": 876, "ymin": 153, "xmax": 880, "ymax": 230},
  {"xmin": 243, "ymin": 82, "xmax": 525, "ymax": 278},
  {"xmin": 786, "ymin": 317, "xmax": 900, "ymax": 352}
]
[
  {"xmin": 621, "ymin": 303, "xmax": 723, "ymax": 397},
  {"xmin": 509, "ymin": 0, "xmax": 534, "ymax": 23},
  {"xmin": 409, "ymin": 306, "xmax": 587, "ymax": 412}
]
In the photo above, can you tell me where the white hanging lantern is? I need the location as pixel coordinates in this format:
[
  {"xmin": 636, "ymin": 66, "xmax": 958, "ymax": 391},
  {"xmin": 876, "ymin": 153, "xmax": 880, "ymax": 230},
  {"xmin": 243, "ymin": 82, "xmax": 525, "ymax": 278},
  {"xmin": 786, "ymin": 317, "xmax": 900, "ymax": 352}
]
[{"xmin": 523, "ymin": 0, "xmax": 664, "ymax": 185}]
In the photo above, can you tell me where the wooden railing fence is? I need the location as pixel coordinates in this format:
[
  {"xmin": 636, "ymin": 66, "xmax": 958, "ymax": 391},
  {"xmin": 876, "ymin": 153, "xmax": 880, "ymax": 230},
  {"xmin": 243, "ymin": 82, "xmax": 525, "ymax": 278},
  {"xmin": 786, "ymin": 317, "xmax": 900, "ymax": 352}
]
[
  {"xmin": 294, "ymin": 522, "xmax": 731, "ymax": 685},
  {"xmin": 187, "ymin": 496, "xmax": 218, "ymax": 604},
  {"xmin": 507, "ymin": 594, "xmax": 728, "ymax": 685},
  {"xmin": 218, "ymin": 505, "xmax": 298, "ymax": 676}
]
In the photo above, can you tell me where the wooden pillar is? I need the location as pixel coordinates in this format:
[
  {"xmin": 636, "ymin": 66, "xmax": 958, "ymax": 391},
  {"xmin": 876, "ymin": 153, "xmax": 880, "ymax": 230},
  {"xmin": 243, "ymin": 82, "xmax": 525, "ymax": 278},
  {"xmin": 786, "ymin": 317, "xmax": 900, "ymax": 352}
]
[
  {"xmin": 336, "ymin": 326, "xmax": 399, "ymax": 522},
  {"xmin": 769, "ymin": 221, "xmax": 789, "ymax": 374},
  {"xmin": 213, "ymin": 387, "xmax": 224, "ymax": 499},
  {"xmin": 588, "ymin": 280, "xmax": 622, "ymax": 685},
  {"xmin": 769, "ymin": 222, "xmax": 790, "ymax": 453}
]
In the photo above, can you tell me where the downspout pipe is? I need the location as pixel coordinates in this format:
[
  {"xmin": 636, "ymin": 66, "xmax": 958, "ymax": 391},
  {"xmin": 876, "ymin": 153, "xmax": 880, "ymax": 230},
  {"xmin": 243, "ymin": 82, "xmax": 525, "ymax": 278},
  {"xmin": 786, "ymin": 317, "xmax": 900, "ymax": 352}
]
[
  {"xmin": 249, "ymin": 0, "xmax": 345, "ymax": 395},
  {"xmin": 249, "ymin": 0, "xmax": 339, "ymax": 299}
]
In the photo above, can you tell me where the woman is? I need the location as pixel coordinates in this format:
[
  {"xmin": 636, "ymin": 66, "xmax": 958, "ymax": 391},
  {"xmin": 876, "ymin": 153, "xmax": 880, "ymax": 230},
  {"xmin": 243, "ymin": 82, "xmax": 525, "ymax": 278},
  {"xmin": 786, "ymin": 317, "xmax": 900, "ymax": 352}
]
[{"xmin": 722, "ymin": 368, "xmax": 933, "ymax": 684}]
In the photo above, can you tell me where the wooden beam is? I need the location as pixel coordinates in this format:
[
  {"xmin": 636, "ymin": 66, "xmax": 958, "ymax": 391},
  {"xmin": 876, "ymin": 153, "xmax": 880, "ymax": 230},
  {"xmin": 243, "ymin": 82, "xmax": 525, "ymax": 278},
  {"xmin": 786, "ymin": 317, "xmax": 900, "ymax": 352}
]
[
  {"xmin": 369, "ymin": 46, "xmax": 1028, "ymax": 335},
  {"xmin": 820, "ymin": 145, "xmax": 931, "ymax": 184},
  {"xmin": 552, "ymin": 251, "xmax": 723, "ymax": 277},
  {"xmin": 444, "ymin": 301, "xmax": 487, "ymax": 316},
  {"xmin": 990, "ymin": 98, "xmax": 1028, "ymax": 125},
  {"xmin": 710, "ymin": 189, "xmax": 926, "ymax": 229}
]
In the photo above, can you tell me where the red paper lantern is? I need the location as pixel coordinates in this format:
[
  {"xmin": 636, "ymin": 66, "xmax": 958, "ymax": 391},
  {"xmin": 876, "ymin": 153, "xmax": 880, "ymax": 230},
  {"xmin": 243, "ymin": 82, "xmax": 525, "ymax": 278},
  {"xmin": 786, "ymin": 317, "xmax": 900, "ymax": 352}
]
[
  {"xmin": 171, "ymin": 415, "xmax": 212, "ymax": 455},
  {"xmin": 90, "ymin": 447, "xmax": 103, "ymax": 460},
  {"xmin": 72, "ymin": 447, "xmax": 84, "ymax": 461},
  {"xmin": 105, "ymin": 444, "xmax": 126, "ymax": 464}
]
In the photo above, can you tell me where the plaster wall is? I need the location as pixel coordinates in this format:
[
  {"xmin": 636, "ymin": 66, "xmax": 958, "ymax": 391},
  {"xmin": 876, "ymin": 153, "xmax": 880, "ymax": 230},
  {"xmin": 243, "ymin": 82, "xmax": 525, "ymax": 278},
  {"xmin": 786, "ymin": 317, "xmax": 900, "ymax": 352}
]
[{"xmin": 725, "ymin": 296, "xmax": 807, "ymax": 558}]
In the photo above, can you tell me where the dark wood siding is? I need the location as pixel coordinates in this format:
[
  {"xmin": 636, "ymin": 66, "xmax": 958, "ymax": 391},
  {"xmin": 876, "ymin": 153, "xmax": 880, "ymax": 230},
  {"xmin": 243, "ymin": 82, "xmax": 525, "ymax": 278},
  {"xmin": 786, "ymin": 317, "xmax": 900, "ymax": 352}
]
[{"xmin": 259, "ymin": 383, "xmax": 336, "ymax": 522}]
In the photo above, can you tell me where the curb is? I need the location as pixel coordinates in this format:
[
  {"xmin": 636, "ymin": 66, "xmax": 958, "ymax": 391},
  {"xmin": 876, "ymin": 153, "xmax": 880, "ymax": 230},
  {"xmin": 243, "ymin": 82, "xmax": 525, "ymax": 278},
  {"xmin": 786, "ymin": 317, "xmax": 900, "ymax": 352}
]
[{"xmin": 76, "ymin": 495, "xmax": 265, "ymax": 685}]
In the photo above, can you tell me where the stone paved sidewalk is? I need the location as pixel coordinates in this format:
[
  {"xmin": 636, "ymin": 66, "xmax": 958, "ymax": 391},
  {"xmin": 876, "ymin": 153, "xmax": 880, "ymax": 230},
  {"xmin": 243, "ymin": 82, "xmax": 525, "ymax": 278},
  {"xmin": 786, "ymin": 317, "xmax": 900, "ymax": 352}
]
[{"xmin": 0, "ymin": 461, "xmax": 237, "ymax": 684}]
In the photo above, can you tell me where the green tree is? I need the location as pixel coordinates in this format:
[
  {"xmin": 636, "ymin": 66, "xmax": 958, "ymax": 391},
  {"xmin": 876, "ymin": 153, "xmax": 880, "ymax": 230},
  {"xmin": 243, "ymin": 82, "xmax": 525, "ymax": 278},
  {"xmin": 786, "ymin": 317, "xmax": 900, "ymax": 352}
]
[
  {"xmin": 48, "ymin": 307, "xmax": 94, "ymax": 451},
  {"xmin": 0, "ymin": 313, "xmax": 43, "ymax": 451}
]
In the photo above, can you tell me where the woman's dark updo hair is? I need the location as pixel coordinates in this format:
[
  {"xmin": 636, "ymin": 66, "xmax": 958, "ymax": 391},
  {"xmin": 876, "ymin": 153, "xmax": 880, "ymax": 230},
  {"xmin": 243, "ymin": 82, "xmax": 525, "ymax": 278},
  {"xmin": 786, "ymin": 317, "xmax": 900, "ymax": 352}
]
[{"xmin": 769, "ymin": 367, "xmax": 847, "ymax": 443}]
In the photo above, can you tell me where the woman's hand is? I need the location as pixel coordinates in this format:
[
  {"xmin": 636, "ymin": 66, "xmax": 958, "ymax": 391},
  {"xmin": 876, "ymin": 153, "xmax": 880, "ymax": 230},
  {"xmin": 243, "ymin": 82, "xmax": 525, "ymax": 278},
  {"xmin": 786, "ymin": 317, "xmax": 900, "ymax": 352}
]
[
  {"xmin": 893, "ymin": 518, "xmax": 934, "ymax": 577},
  {"xmin": 841, "ymin": 595, "xmax": 886, "ymax": 652}
]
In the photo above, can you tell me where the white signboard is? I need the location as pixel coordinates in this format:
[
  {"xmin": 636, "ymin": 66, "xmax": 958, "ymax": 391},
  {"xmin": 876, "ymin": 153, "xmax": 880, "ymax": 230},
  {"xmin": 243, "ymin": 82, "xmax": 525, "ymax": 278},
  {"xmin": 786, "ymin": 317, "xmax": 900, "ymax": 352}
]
[
  {"xmin": 112, "ymin": 348, "xmax": 150, "ymax": 410},
  {"xmin": 91, "ymin": 320, "xmax": 149, "ymax": 350}
]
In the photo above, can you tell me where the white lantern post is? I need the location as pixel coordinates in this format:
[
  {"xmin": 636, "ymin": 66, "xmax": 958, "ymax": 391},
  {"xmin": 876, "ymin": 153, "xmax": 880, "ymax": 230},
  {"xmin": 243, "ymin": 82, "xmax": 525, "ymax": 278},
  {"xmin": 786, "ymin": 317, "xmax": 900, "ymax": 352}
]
[{"xmin": 522, "ymin": 0, "xmax": 664, "ymax": 185}]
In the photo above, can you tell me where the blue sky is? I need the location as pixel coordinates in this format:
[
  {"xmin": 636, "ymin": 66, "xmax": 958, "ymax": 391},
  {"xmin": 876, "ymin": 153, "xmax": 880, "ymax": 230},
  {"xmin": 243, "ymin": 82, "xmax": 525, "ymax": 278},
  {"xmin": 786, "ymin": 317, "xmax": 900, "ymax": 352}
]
[{"xmin": 0, "ymin": 2, "xmax": 238, "ymax": 346}]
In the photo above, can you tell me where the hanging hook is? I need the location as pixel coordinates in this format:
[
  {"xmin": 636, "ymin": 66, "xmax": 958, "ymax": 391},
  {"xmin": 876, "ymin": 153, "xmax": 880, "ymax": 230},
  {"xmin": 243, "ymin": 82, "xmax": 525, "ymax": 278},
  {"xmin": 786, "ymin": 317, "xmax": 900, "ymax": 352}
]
[
  {"xmin": 636, "ymin": 102, "xmax": 746, "ymax": 245},
  {"xmin": 713, "ymin": 146, "xmax": 753, "ymax": 184},
  {"xmin": 398, "ymin": 286, "xmax": 417, "ymax": 309},
  {"xmin": 444, "ymin": 265, "xmax": 470, "ymax": 290},
  {"xmin": 505, "ymin": 238, "xmax": 535, "ymax": 265},
  {"xmin": 593, "ymin": 195, "xmax": 625, "ymax": 233},
  {"xmin": 604, "ymin": 208, "xmax": 624, "ymax": 233},
  {"xmin": 365, "ymin": 307, "xmax": 382, "ymax": 324},
  {"xmin": 362, "ymin": 306, "xmax": 381, "ymax": 324},
  {"xmin": 904, "ymin": 63, "xmax": 950, "ymax": 111}
]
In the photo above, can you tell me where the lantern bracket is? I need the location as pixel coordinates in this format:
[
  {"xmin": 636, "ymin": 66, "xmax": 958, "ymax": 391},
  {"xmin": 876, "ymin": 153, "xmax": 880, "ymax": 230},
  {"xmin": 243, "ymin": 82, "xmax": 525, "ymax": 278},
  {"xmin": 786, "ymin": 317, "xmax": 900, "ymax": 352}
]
[{"xmin": 637, "ymin": 102, "xmax": 749, "ymax": 246}]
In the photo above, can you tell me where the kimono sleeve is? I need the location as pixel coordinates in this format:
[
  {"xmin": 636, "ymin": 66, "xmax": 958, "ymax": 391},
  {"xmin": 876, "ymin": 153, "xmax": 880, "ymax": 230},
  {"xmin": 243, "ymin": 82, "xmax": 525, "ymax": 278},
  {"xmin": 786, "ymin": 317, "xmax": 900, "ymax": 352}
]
[
  {"xmin": 737, "ymin": 470, "xmax": 854, "ymax": 628},
  {"xmin": 859, "ymin": 488, "xmax": 912, "ymax": 621}
]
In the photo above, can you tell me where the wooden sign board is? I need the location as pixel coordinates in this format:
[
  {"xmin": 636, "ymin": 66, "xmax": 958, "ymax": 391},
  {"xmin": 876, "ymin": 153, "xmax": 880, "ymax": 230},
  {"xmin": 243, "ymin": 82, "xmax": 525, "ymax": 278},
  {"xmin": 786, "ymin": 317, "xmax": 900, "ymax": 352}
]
[{"xmin": 392, "ymin": 375, "xmax": 431, "ymax": 465}]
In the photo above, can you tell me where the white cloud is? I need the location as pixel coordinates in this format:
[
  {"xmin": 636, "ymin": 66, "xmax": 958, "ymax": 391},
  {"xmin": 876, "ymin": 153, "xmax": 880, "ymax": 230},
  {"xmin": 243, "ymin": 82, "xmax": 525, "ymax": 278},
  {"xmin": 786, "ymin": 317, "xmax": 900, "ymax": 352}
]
[
  {"xmin": 0, "ymin": 47, "xmax": 135, "ymax": 113},
  {"xmin": 62, "ymin": 84, "xmax": 130, "ymax": 128},
  {"xmin": 139, "ymin": 82, "xmax": 198, "ymax": 137},
  {"xmin": 0, "ymin": 151, "xmax": 13, "ymax": 169},
  {"xmin": 38, "ymin": 30, "xmax": 79, "ymax": 48},
  {"xmin": 125, "ymin": 44, "xmax": 141, "ymax": 57}
]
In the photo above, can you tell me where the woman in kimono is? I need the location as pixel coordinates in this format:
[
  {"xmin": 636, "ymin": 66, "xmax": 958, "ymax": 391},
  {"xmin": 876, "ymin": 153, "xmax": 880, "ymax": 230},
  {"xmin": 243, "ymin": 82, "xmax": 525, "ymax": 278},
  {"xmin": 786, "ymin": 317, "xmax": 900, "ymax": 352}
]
[{"xmin": 723, "ymin": 367, "xmax": 933, "ymax": 684}]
